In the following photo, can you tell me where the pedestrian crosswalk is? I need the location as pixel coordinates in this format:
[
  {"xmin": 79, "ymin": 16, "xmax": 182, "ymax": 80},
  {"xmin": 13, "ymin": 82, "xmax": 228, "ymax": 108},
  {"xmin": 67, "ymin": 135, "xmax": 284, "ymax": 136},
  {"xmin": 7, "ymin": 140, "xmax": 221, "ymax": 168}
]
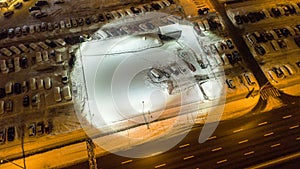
[{"xmin": 260, "ymin": 86, "xmax": 280, "ymax": 100}]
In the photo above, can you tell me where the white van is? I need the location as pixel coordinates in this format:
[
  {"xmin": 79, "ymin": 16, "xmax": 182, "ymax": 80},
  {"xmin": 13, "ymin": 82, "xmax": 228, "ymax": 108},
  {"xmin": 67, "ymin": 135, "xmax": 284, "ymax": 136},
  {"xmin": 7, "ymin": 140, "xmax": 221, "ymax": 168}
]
[
  {"xmin": 56, "ymin": 53, "xmax": 62, "ymax": 63},
  {"xmin": 95, "ymin": 30, "xmax": 108, "ymax": 40},
  {"xmin": 9, "ymin": 46, "xmax": 21, "ymax": 55},
  {"xmin": 270, "ymin": 40, "xmax": 280, "ymax": 51},
  {"xmin": 44, "ymin": 77, "xmax": 52, "ymax": 90},
  {"xmin": 18, "ymin": 44, "xmax": 29, "ymax": 53},
  {"xmin": 37, "ymin": 79, "xmax": 44, "ymax": 89},
  {"xmin": 54, "ymin": 87, "xmax": 62, "ymax": 102},
  {"xmin": 55, "ymin": 38, "xmax": 66, "ymax": 46},
  {"xmin": 5, "ymin": 82, "xmax": 13, "ymax": 94},
  {"xmin": 62, "ymin": 86, "xmax": 72, "ymax": 100},
  {"xmin": 0, "ymin": 48, "xmax": 12, "ymax": 56},
  {"xmin": 0, "ymin": 60, "xmax": 8, "ymax": 74},
  {"xmin": 42, "ymin": 51, "xmax": 49, "ymax": 61},
  {"xmin": 0, "ymin": 100, "xmax": 4, "ymax": 114},
  {"xmin": 29, "ymin": 43, "xmax": 39, "ymax": 51},
  {"xmin": 14, "ymin": 57, "xmax": 21, "ymax": 72},
  {"xmin": 36, "ymin": 52, "xmax": 43, "ymax": 63},
  {"xmin": 38, "ymin": 42, "xmax": 48, "ymax": 50},
  {"xmin": 30, "ymin": 78, "xmax": 37, "ymax": 90}
]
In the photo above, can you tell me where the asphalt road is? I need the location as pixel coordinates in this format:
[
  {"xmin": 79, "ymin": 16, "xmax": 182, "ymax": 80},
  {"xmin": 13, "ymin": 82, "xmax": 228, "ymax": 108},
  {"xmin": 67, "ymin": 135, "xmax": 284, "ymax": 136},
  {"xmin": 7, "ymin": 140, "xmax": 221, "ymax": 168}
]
[{"xmin": 63, "ymin": 99, "xmax": 300, "ymax": 169}]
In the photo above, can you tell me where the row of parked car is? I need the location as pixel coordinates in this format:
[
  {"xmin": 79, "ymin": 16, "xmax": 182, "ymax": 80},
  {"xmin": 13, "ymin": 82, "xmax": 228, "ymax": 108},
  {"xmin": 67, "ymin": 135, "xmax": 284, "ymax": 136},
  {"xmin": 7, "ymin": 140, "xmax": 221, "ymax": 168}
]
[
  {"xmin": 0, "ymin": 120, "xmax": 53, "ymax": 144},
  {"xmin": 0, "ymin": 126, "xmax": 15, "ymax": 144},
  {"xmin": 266, "ymin": 64, "xmax": 297, "ymax": 83},
  {"xmin": 225, "ymin": 72, "xmax": 257, "ymax": 90},
  {"xmin": 245, "ymin": 24, "xmax": 300, "ymax": 56},
  {"xmin": 28, "ymin": 120, "xmax": 53, "ymax": 137},
  {"xmin": 0, "ymin": 0, "xmax": 174, "ymax": 40},
  {"xmin": 233, "ymin": 2, "xmax": 300, "ymax": 25}
]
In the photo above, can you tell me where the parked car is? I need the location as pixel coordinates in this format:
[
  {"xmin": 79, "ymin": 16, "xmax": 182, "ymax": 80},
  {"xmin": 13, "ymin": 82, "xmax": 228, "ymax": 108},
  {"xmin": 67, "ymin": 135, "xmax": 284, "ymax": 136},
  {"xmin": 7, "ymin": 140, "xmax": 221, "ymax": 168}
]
[
  {"xmin": 29, "ymin": 6, "xmax": 40, "ymax": 12},
  {"xmin": 61, "ymin": 70, "xmax": 69, "ymax": 84},
  {"xmin": 14, "ymin": 57, "xmax": 21, "ymax": 72},
  {"xmin": 35, "ymin": 12, "xmax": 48, "ymax": 18},
  {"xmin": 0, "ymin": 129, "xmax": 5, "ymax": 144},
  {"xmin": 44, "ymin": 77, "xmax": 52, "ymax": 89},
  {"xmin": 35, "ymin": 0, "xmax": 48, "ymax": 6},
  {"xmin": 9, "ymin": 46, "xmax": 21, "ymax": 55},
  {"xmin": 7, "ymin": 126, "xmax": 15, "ymax": 141},
  {"xmin": 31, "ymin": 94, "xmax": 40, "ymax": 107},
  {"xmin": 62, "ymin": 85, "xmax": 72, "ymax": 100},
  {"xmin": 29, "ymin": 43, "xmax": 39, "ymax": 51},
  {"xmin": 3, "ymin": 11, "xmax": 14, "ymax": 18},
  {"xmin": 29, "ymin": 78, "xmax": 37, "ymax": 90},
  {"xmin": 60, "ymin": 20, "xmax": 65, "ymax": 29},
  {"xmin": 22, "ymin": 25, "xmax": 29, "ymax": 35},
  {"xmin": 22, "ymin": 81, "xmax": 29, "ymax": 93},
  {"xmin": 5, "ymin": 99, "xmax": 13, "ymax": 112},
  {"xmin": 0, "ymin": 101, "xmax": 4, "ymax": 115},
  {"xmin": 71, "ymin": 18, "xmax": 78, "ymax": 27},
  {"xmin": 8, "ymin": 28, "xmax": 14, "ymax": 38},
  {"xmin": 23, "ymin": 95, "xmax": 30, "ymax": 107},
  {"xmin": 0, "ymin": 88, "xmax": 6, "ymax": 98},
  {"xmin": 18, "ymin": 44, "xmax": 29, "ymax": 53},
  {"xmin": 0, "ymin": 60, "xmax": 8, "ymax": 74},
  {"xmin": 5, "ymin": 82, "xmax": 13, "ymax": 95},
  {"xmin": 226, "ymin": 79, "xmax": 236, "ymax": 89},
  {"xmin": 0, "ymin": 48, "xmax": 12, "ymax": 56},
  {"xmin": 38, "ymin": 41, "xmax": 48, "ymax": 50},
  {"xmin": 14, "ymin": 2, "xmax": 23, "ymax": 9},
  {"xmin": 36, "ymin": 122, "xmax": 44, "ymax": 135},
  {"xmin": 54, "ymin": 0, "xmax": 64, "ymax": 4},
  {"xmin": 54, "ymin": 87, "xmax": 62, "ymax": 102},
  {"xmin": 28, "ymin": 123, "xmax": 36, "ymax": 137},
  {"xmin": 47, "ymin": 22, "xmax": 54, "ymax": 31},
  {"xmin": 20, "ymin": 56, "xmax": 28, "ymax": 69},
  {"xmin": 45, "ymin": 39, "xmax": 57, "ymax": 47},
  {"xmin": 14, "ymin": 83, "xmax": 22, "ymax": 94}
]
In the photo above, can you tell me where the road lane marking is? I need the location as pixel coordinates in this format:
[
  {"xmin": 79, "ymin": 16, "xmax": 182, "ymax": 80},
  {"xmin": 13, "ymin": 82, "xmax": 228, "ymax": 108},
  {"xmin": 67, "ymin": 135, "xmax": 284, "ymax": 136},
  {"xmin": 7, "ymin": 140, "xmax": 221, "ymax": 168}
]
[
  {"xmin": 282, "ymin": 115, "xmax": 292, "ymax": 119},
  {"xmin": 121, "ymin": 160, "xmax": 133, "ymax": 165},
  {"xmin": 238, "ymin": 139, "xmax": 249, "ymax": 144},
  {"xmin": 270, "ymin": 143, "xmax": 281, "ymax": 148},
  {"xmin": 217, "ymin": 159, "xmax": 227, "ymax": 164},
  {"xmin": 183, "ymin": 155, "xmax": 194, "ymax": 160},
  {"xmin": 211, "ymin": 147, "xmax": 222, "ymax": 152},
  {"xmin": 179, "ymin": 144, "xmax": 190, "ymax": 148},
  {"xmin": 207, "ymin": 136, "xmax": 217, "ymax": 140},
  {"xmin": 258, "ymin": 122, "xmax": 268, "ymax": 126},
  {"xmin": 244, "ymin": 151, "xmax": 255, "ymax": 156},
  {"xmin": 233, "ymin": 128, "xmax": 243, "ymax": 133},
  {"xmin": 155, "ymin": 163, "xmax": 166, "ymax": 168},
  {"xmin": 289, "ymin": 125, "xmax": 299, "ymax": 130},
  {"xmin": 264, "ymin": 132, "xmax": 274, "ymax": 137}
]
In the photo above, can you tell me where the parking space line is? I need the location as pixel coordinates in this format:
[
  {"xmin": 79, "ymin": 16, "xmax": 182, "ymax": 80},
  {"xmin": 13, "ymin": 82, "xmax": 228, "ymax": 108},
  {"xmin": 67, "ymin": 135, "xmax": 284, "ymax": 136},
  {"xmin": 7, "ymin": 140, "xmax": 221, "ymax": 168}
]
[
  {"xmin": 211, "ymin": 147, "xmax": 222, "ymax": 152},
  {"xmin": 238, "ymin": 139, "xmax": 249, "ymax": 144},
  {"xmin": 121, "ymin": 160, "xmax": 133, "ymax": 165},
  {"xmin": 282, "ymin": 115, "xmax": 292, "ymax": 119},
  {"xmin": 183, "ymin": 155, "xmax": 195, "ymax": 160},
  {"xmin": 179, "ymin": 143, "xmax": 190, "ymax": 148},
  {"xmin": 270, "ymin": 143, "xmax": 281, "ymax": 148},
  {"xmin": 258, "ymin": 122, "xmax": 268, "ymax": 126},
  {"xmin": 244, "ymin": 151, "xmax": 255, "ymax": 156},
  {"xmin": 207, "ymin": 136, "xmax": 217, "ymax": 140},
  {"xmin": 155, "ymin": 163, "xmax": 166, "ymax": 168},
  {"xmin": 233, "ymin": 128, "xmax": 243, "ymax": 133},
  {"xmin": 216, "ymin": 159, "xmax": 227, "ymax": 164},
  {"xmin": 264, "ymin": 132, "xmax": 274, "ymax": 137},
  {"xmin": 289, "ymin": 125, "xmax": 299, "ymax": 130}
]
